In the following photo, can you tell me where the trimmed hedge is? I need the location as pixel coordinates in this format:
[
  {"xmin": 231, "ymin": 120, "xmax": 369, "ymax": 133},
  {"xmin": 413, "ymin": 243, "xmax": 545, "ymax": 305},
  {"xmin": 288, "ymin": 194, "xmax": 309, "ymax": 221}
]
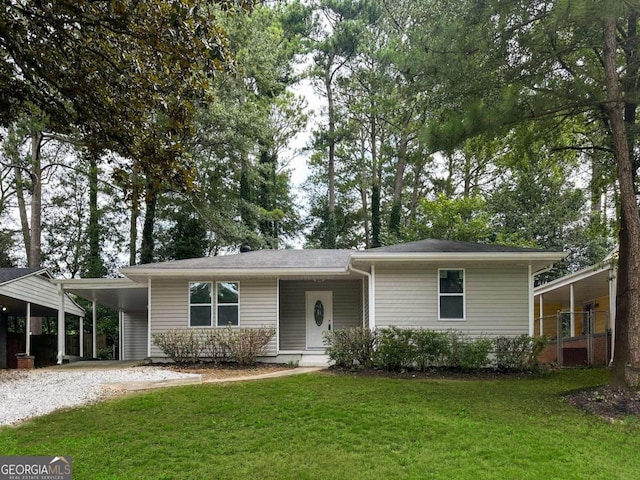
[{"xmin": 324, "ymin": 326, "xmax": 547, "ymax": 372}]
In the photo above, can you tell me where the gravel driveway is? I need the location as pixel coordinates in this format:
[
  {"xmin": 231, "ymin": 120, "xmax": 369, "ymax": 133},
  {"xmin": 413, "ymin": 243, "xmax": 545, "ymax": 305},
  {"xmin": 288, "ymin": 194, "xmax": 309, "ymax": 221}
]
[{"xmin": 0, "ymin": 367, "xmax": 200, "ymax": 426}]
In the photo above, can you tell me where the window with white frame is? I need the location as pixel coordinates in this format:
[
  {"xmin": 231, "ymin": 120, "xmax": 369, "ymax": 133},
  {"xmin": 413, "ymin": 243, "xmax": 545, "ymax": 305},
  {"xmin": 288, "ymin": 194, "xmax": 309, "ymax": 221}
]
[
  {"xmin": 217, "ymin": 281, "xmax": 239, "ymax": 326},
  {"xmin": 438, "ymin": 269, "xmax": 465, "ymax": 320},
  {"xmin": 189, "ymin": 282, "xmax": 213, "ymax": 327}
]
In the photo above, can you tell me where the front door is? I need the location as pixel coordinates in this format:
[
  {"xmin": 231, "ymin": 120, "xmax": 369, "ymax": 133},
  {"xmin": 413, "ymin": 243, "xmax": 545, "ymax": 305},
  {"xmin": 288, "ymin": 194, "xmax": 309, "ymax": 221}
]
[{"xmin": 306, "ymin": 291, "xmax": 333, "ymax": 349}]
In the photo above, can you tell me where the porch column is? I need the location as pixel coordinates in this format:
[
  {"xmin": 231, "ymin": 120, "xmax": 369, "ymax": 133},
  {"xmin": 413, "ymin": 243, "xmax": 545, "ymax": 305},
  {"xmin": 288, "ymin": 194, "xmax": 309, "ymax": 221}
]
[
  {"xmin": 92, "ymin": 300, "xmax": 97, "ymax": 359},
  {"xmin": 57, "ymin": 284, "xmax": 66, "ymax": 364},
  {"xmin": 119, "ymin": 310, "xmax": 123, "ymax": 361},
  {"xmin": 538, "ymin": 294, "xmax": 544, "ymax": 337},
  {"xmin": 569, "ymin": 283, "xmax": 575, "ymax": 337},
  {"xmin": 25, "ymin": 302, "xmax": 31, "ymax": 356},
  {"xmin": 79, "ymin": 316, "xmax": 84, "ymax": 358}
]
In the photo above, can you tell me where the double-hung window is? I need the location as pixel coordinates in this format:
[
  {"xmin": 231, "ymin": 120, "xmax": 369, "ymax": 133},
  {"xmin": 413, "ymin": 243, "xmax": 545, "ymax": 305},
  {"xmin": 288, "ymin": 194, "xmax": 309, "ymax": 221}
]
[
  {"xmin": 438, "ymin": 269, "xmax": 465, "ymax": 320},
  {"xmin": 189, "ymin": 282, "xmax": 213, "ymax": 327},
  {"xmin": 217, "ymin": 281, "xmax": 239, "ymax": 326}
]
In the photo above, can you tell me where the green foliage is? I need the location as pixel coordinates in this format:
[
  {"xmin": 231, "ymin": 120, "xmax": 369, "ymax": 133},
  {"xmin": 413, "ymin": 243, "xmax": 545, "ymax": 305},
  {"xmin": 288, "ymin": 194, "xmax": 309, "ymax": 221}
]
[
  {"xmin": 495, "ymin": 335, "xmax": 549, "ymax": 372},
  {"xmin": 372, "ymin": 326, "xmax": 416, "ymax": 371},
  {"xmin": 412, "ymin": 329, "xmax": 453, "ymax": 370},
  {"xmin": 330, "ymin": 327, "xmax": 544, "ymax": 372},
  {"xmin": 406, "ymin": 194, "xmax": 491, "ymax": 243},
  {"xmin": 152, "ymin": 329, "xmax": 202, "ymax": 363},
  {"xmin": 448, "ymin": 334, "xmax": 493, "ymax": 370},
  {"xmin": 323, "ymin": 327, "xmax": 378, "ymax": 369}
]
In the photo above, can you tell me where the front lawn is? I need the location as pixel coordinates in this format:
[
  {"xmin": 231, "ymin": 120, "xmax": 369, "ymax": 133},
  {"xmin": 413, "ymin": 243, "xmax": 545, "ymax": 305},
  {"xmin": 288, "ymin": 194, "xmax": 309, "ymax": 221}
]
[{"xmin": 0, "ymin": 369, "xmax": 637, "ymax": 479}]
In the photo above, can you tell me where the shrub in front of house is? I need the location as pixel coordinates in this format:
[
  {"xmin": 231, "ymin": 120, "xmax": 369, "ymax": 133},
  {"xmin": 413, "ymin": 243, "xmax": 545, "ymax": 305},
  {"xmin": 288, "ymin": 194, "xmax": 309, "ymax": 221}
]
[
  {"xmin": 222, "ymin": 326, "xmax": 276, "ymax": 366},
  {"xmin": 201, "ymin": 328, "xmax": 230, "ymax": 364},
  {"xmin": 325, "ymin": 327, "xmax": 544, "ymax": 373},
  {"xmin": 494, "ymin": 334, "xmax": 548, "ymax": 371},
  {"xmin": 373, "ymin": 326, "xmax": 417, "ymax": 371},
  {"xmin": 323, "ymin": 327, "xmax": 378, "ymax": 369},
  {"xmin": 412, "ymin": 329, "xmax": 453, "ymax": 370},
  {"xmin": 152, "ymin": 329, "xmax": 202, "ymax": 363},
  {"xmin": 448, "ymin": 333, "xmax": 493, "ymax": 370}
]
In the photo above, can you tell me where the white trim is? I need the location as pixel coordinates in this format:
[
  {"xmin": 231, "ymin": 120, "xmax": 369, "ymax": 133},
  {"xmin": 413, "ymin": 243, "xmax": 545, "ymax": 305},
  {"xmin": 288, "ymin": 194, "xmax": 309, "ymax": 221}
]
[
  {"xmin": 569, "ymin": 283, "xmax": 575, "ymax": 337},
  {"xmin": 79, "ymin": 316, "xmax": 84, "ymax": 357},
  {"xmin": 437, "ymin": 268, "xmax": 466, "ymax": 321},
  {"xmin": 123, "ymin": 267, "xmax": 350, "ymax": 280},
  {"xmin": 361, "ymin": 277, "xmax": 366, "ymax": 327},
  {"xmin": 92, "ymin": 300, "xmax": 97, "ymax": 358},
  {"xmin": 25, "ymin": 302, "xmax": 31, "ymax": 356},
  {"xmin": 188, "ymin": 281, "xmax": 213, "ymax": 328},
  {"xmin": 276, "ymin": 276, "xmax": 280, "ymax": 354},
  {"xmin": 534, "ymin": 262, "xmax": 612, "ymax": 295},
  {"xmin": 528, "ymin": 265, "xmax": 534, "ymax": 336},
  {"xmin": 609, "ymin": 266, "xmax": 616, "ymax": 365},
  {"xmin": 147, "ymin": 277, "xmax": 151, "ymax": 358},
  {"xmin": 538, "ymin": 294, "xmax": 544, "ymax": 336},
  {"xmin": 370, "ymin": 264, "xmax": 376, "ymax": 329},
  {"xmin": 352, "ymin": 252, "xmax": 565, "ymax": 265},
  {"xmin": 216, "ymin": 281, "xmax": 240, "ymax": 327},
  {"xmin": 347, "ymin": 264, "xmax": 372, "ymax": 329},
  {"xmin": 57, "ymin": 284, "xmax": 65, "ymax": 364}
]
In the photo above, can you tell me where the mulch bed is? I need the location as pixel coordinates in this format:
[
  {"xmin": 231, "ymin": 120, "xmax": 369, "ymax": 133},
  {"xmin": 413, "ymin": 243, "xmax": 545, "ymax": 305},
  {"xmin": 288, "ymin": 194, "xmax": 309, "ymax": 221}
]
[{"xmin": 564, "ymin": 387, "xmax": 640, "ymax": 422}]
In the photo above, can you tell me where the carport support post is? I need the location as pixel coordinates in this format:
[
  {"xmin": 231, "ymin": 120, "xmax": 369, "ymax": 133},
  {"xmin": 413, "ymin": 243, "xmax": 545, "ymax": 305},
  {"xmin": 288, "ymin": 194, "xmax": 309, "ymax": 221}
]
[
  {"xmin": 25, "ymin": 302, "xmax": 31, "ymax": 356},
  {"xmin": 92, "ymin": 300, "xmax": 97, "ymax": 359},
  {"xmin": 538, "ymin": 295, "xmax": 544, "ymax": 336},
  {"xmin": 57, "ymin": 284, "xmax": 66, "ymax": 364},
  {"xmin": 79, "ymin": 316, "xmax": 84, "ymax": 358}
]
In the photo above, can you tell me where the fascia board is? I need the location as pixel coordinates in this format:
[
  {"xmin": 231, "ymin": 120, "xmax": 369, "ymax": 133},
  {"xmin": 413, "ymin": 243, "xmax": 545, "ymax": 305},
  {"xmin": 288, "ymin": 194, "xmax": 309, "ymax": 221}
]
[
  {"xmin": 120, "ymin": 267, "xmax": 350, "ymax": 279},
  {"xmin": 534, "ymin": 262, "xmax": 613, "ymax": 295},
  {"xmin": 351, "ymin": 252, "xmax": 567, "ymax": 263}
]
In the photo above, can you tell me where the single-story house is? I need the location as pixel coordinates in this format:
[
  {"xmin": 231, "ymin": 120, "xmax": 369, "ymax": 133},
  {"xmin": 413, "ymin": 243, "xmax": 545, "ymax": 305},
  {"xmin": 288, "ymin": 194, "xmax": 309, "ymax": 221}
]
[
  {"xmin": 534, "ymin": 251, "xmax": 617, "ymax": 366},
  {"xmin": 55, "ymin": 239, "xmax": 564, "ymax": 366},
  {"xmin": 0, "ymin": 268, "xmax": 85, "ymax": 368}
]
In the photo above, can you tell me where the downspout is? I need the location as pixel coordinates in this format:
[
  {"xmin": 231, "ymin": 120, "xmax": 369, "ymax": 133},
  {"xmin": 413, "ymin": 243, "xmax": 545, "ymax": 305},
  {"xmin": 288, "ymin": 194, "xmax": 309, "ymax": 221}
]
[
  {"xmin": 609, "ymin": 265, "xmax": 617, "ymax": 366},
  {"xmin": 348, "ymin": 264, "xmax": 374, "ymax": 330}
]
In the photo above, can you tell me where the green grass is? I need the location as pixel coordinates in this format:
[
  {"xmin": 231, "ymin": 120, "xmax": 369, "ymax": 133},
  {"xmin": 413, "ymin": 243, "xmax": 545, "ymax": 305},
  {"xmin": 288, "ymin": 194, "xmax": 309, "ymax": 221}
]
[{"xmin": 0, "ymin": 369, "xmax": 637, "ymax": 479}]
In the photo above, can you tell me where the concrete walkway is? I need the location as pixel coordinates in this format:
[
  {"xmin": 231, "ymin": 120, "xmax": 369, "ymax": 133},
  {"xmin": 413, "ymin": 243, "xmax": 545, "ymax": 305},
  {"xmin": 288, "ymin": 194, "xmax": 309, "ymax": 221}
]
[
  {"xmin": 103, "ymin": 367, "xmax": 325, "ymax": 392},
  {"xmin": 48, "ymin": 360, "xmax": 146, "ymax": 370}
]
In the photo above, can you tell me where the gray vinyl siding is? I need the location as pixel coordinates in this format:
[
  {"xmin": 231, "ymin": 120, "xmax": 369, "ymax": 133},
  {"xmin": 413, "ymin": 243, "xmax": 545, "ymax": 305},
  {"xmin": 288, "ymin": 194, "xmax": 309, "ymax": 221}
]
[
  {"xmin": 279, "ymin": 280, "xmax": 362, "ymax": 350},
  {"xmin": 374, "ymin": 263, "xmax": 529, "ymax": 337},
  {"xmin": 149, "ymin": 277, "xmax": 278, "ymax": 358},
  {"xmin": 123, "ymin": 311, "xmax": 148, "ymax": 360},
  {"xmin": 0, "ymin": 275, "xmax": 84, "ymax": 316},
  {"xmin": 363, "ymin": 279, "xmax": 369, "ymax": 328}
]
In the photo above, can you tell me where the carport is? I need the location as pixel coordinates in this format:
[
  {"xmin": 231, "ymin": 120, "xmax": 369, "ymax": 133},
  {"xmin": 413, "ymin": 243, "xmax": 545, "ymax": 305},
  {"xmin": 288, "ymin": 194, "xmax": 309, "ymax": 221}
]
[
  {"xmin": 52, "ymin": 278, "xmax": 149, "ymax": 361},
  {"xmin": 0, "ymin": 268, "xmax": 85, "ymax": 368}
]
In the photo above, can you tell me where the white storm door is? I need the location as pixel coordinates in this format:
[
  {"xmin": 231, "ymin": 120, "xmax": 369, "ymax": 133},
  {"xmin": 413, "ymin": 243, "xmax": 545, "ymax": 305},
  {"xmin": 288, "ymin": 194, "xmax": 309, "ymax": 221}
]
[{"xmin": 306, "ymin": 291, "xmax": 333, "ymax": 349}]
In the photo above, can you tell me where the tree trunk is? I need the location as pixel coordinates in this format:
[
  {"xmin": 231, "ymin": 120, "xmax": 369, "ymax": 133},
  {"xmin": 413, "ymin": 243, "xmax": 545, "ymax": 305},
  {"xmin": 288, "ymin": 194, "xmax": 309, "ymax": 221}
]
[
  {"xmin": 604, "ymin": 16, "xmax": 640, "ymax": 388},
  {"xmin": 140, "ymin": 174, "xmax": 157, "ymax": 265},
  {"xmin": 389, "ymin": 132, "xmax": 409, "ymax": 237},
  {"xmin": 14, "ymin": 162, "xmax": 30, "ymax": 260},
  {"xmin": 85, "ymin": 151, "xmax": 105, "ymax": 277},
  {"xmin": 28, "ymin": 131, "xmax": 42, "ymax": 268},
  {"xmin": 325, "ymin": 68, "xmax": 337, "ymax": 249},
  {"xmin": 129, "ymin": 169, "xmax": 139, "ymax": 266}
]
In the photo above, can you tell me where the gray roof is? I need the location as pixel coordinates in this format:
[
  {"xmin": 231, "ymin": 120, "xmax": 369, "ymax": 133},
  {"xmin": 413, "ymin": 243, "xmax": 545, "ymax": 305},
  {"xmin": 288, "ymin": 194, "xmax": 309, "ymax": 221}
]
[
  {"xmin": 367, "ymin": 239, "xmax": 555, "ymax": 254},
  {"xmin": 125, "ymin": 249, "xmax": 354, "ymax": 271},
  {"xmin": 0, "ymin": 267, "xmax": 46, "ymax": 285}
]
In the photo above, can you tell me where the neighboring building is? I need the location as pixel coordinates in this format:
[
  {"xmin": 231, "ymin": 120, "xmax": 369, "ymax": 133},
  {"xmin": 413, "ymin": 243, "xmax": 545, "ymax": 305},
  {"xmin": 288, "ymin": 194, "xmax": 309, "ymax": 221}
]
[
  {"xmin": 533, "ymin": 251, "xmax": 617, "ymax": 366},
  {"xmin": 55, "ymin": 239, "xmax": 564, "ymax": 366},
  {"xmin": 0, "ymin": 268, "xmax": 85, "ymax": 368}
]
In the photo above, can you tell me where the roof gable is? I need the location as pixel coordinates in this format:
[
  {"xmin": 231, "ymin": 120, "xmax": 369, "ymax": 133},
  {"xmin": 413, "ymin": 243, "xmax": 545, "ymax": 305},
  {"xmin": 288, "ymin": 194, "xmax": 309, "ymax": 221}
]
[{"xmin": 0, "ymin": 268, "xmax": 48, "ymax": 286}]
